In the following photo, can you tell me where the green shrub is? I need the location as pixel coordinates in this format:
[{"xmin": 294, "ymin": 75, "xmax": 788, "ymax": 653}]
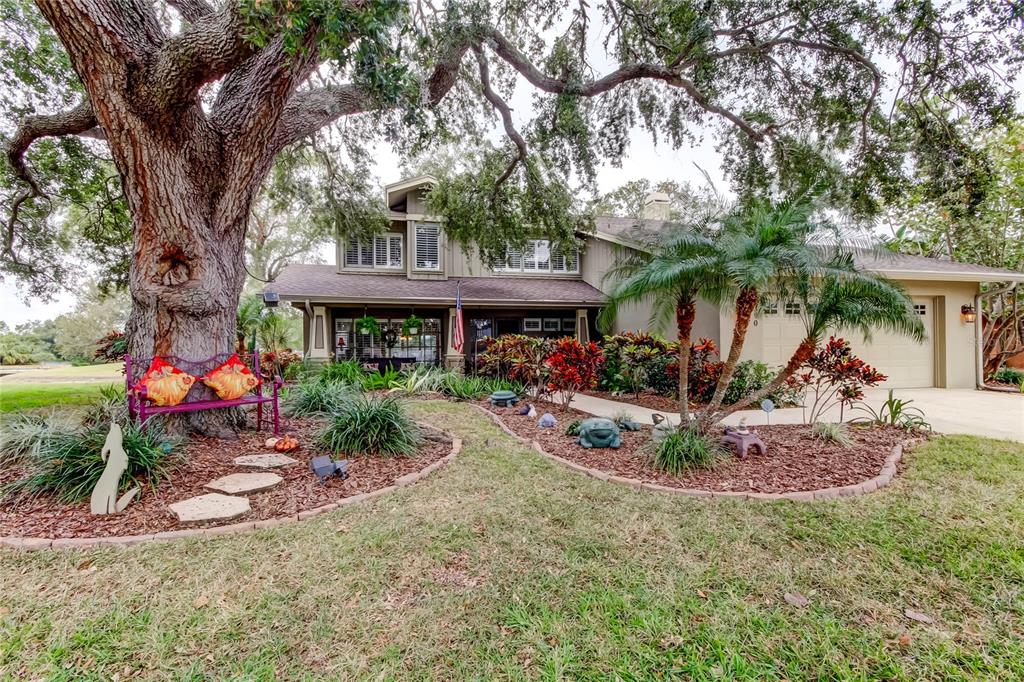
[
  {"xmin": 283, "ymin": 381, "xmax": 355, "ymax": 416},
  {"xmin": 723, "ymin": 360, "xmax": 773, "ymax": 405},
  {"xmin": 360, "ymin": 367, "xmax": 401, "ymax": 391},
  {"xmin": 810, "ymin": 421, "xmax": 852, "ymax": 447},
  {"xmin": 646, "ymin": 427, "xmax": 723, "ymax": 474},
  {"xmin": 2, "ymin": 420, "xmax": 178, "ymax": 503},
  {"xmin": 316, "ymin": 360, "xmax": 365, "ymax": 385},
  {"xmin": 853, "ymin": 389, "xmax": 931, "ymax": 431},
  {"xmin": 565, "ymin": 420, "xmax": 582, "ymax": 436},
  {"xmin": 0, "ymin": 410, "xmax": 80, "ymax": 467},
  {"xmin": 317, "ymin": 394, "xmax": 421, "ymax": 456},
  {"xmin": 387, "ymin": 366, "xmax": 451, "ymax": 395},
  {"xmin": 992, "ymin": 366, "xmax": 1024, "ymax": 390}
]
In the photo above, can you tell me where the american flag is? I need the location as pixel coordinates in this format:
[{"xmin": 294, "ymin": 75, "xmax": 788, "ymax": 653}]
[{"xmin": 452, "ymin": 281, "xmax": 465, "ymax": 353}]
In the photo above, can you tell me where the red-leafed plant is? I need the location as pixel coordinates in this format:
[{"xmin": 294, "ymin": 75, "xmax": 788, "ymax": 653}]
[
  {"xmin": 546, "ymin": 337, "xmax": 604, "ymax": 408},
  {"xmin": 479, "ymin": 334, "xmax": 552, "ymax": 401},
  {"xmin": 789, "ymin": 336, "xmax": 887, "ymax": 422}
]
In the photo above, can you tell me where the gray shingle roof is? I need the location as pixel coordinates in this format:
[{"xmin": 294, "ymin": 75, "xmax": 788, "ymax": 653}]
[{"xmin": 267, "ymin": 265, "xmax": 606, "ymax": 305}]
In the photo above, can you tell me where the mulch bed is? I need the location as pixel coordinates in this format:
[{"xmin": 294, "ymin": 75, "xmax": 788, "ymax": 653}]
[
  {"xmin": 0, "ymin": 416, "xmax": 451, "ymax": 539},
  {"xmin": 480, "ymin": 399, "xmax": 908, "ymax": 494}
]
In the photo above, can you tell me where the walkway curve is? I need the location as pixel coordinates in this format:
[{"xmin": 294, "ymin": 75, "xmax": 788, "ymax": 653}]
[
  {"xmin": 1, "ymin": 434, "xmax": 462, "ymax": 552},
  {"xmin": 471, "ymin": 404, "xmax": 917, "ymax": 502}
]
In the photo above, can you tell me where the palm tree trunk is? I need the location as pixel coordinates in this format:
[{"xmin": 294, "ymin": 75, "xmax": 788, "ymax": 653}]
[
  {"xmin": 697, "ymin": 287, "xmax": 758, "ymax": 432},
  {"xmin": 709, "ymin": 336, "xmax": 818, "ymax": 425},
  {"xmin": 675, "ymin": 296, "xmax": 696, "ymax": 425}
]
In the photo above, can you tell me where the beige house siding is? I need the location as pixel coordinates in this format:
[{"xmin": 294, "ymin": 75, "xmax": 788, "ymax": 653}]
[{"xmin": 718, "ymin": 280, "xmax": 980, "ymax": 389}]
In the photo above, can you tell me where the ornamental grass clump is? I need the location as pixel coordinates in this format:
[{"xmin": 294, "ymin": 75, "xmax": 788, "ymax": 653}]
[
  {"xmin": 316, "ymin": 360, "xmax": 365, "ymax": 386},
  {"xmin": 283, "ymin": 381, "xmax": 355, "ymax": 416},
  {"xmin": 810, "ymin": 421, "xmax": 853, "ymax": 447},
  {"xmin": 1, "ymin": 419, "xmax": 178, "ymax": 503},
  {"xmin": 317, "ymin": 394, "xmax": 421, "ymax": 456},
  {"xmin": 647, "ymin": 427, "xmax": 723, "ymax": 474}
]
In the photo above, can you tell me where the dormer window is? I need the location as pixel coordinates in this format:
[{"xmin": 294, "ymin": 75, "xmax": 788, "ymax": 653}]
[
  {"xmin": 494, "ymin": 240, "xmax": 579, "ymax": 274},
  {"xmin": 414, "ymin": 222, "xmax": 441, "ymax": 271},
  {"xmin": 345, "ymin": 234, "xmax": 403, "ymax": 270}
]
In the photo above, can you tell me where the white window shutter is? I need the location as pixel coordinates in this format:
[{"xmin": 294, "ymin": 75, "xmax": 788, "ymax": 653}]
[
  {"xmin": 389, "ymin": 235, "xmax": 403, "ymax": 267},
  {"xmin": 374, "ymin": 236, "xmax": 387, "ymax": 267},
  {"xmin": 415, "ymin": 223, "xmax": 440, "ymax": 270},
  {"xmin": 345, "ymin": 237, "xmax": 360, "ymax": 266}
]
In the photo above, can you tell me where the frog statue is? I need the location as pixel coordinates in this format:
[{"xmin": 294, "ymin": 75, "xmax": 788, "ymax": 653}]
[{"xmin": 576, "ymin": 417, "xmax": 622, "ymax": 449}]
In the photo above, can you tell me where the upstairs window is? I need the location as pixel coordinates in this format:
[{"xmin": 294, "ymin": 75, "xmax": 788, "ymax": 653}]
[
  {"xmin": 495, "ymin": 240, "xmax": 579, "ymax": 274},
  {"xmin": 415, "ymin": 223, "xmax": 441, "ymax": 270},
  {"xmin": 345, "ymin": 235, "xmax": 403, "ymax": 269}
]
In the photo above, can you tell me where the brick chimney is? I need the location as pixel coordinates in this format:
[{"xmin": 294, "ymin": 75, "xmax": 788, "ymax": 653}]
[{"xmin": 642, "ymin": 192, "xmax": 671, "ymax": 220}]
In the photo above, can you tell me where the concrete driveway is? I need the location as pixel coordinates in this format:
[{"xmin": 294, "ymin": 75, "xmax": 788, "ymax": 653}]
[{"xmin": 569, "ymin": 388, "xmax": 1024, "ymax": 442}]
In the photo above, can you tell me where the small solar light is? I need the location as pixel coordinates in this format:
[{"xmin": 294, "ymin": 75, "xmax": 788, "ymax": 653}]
[
  {"xmin": 263, "ymin": 291, "xmax": 280, "ymax": 308},
  {"xmin": 310, "ymin": 455, "xmax": 349, "ymax": 483}
]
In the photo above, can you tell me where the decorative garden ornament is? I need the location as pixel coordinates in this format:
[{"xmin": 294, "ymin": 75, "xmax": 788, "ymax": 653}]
[
  {"xmin": 538, "ymin": 413, "xmax": 557, "ymax": 428},
  {"xmin": 527, "ymin": 404, "xmax": 537, "ymax": 418},
  {"xmin": 651, "ymin": 413, "xmax": 675, "ymax": 444},
  {"xmin": 576, "ymin": 417, "xmax": 622, "ymax": 449},
  {"xmin": 516, "ymin": 403, "xmax": 531, "ymax": 415},
  {"xmin": 310, "ymin": 456, "xmax": 349, "ymax": 483},
  {"xmin": 489, "ymin": 390, "xmax": 519, "ymax": 408},
  {"xmin": 90, "ymin": 423, "xmax": 140, "ymax": 515},
  {"xmin": 760, "ymin": 399, "xmax": 775, "ymax": 427},
  {"xmin": 736, "ymin": 417, "xmax": 750, "ymax": 435}
]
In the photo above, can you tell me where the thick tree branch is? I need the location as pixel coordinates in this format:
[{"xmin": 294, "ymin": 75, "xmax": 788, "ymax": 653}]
[
  {"xmin": 273, "ymin": 39, "xmax": 471, "ymax": 149},
  {"xmin": 485, "ymin": 30, "xmax": 766, "ymax": 142},
  {"xmin": 473, "ymin": 46, "xmax": 527, "ymax": 187},
  {"xmin": 150, "ymin": 3, "xmax": 257, "ymax": 110},
  {"xmin": 165, "ymin": 0, "xmax": 214, "ymax": 23}
]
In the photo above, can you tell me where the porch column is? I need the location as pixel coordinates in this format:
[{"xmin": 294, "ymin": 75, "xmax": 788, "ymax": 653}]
[
  {"xmin": 309, "ymin": 305, "xmax": 330, "ymax": 360},
  {"xmin": 575, "ymin": 309, "xmax": 590, "ymax": 343},
  {"xmin": 444, "ymin": 307, "xmax": 465, "ymax": 372}
]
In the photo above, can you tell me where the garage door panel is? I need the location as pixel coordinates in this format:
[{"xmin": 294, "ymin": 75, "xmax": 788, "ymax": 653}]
[{"xmin": 757, "ymin": 297, "xmax": 934, "ymax": 389}]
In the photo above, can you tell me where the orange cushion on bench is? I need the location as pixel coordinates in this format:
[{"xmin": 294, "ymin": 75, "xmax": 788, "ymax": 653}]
[
  {"xmin": 134, "ymin": 357, "xmax": 196, "ymax": 406},
  {"xmin": 201, "ymin": 353, "xmax": 260, "ymax": 401}
]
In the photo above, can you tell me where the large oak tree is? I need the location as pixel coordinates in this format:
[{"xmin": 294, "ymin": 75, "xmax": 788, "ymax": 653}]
[{"xmin": 3, "ymin": 0, "xmax": 1020, "ymax": 432}]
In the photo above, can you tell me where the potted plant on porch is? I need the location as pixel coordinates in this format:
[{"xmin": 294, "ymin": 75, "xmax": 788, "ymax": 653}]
[
  {"xmin": 355, "ymin": 315, "xmax": 380, "ymax": 338},
  {"xmin": 402, "ymin": 314, "xmax": 424, "ymax": 336}
]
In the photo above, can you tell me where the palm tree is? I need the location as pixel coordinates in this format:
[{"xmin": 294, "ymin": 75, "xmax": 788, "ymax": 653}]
[
  {"xmin": 598, "ymin": 220, "xmax": 725, "ymax": 423},
  {"xmin": 707, "ymin": 255, "xmax": 926, "ymax": 425},
  {"xmin": 696, "ymin": 198, "xmax": 829, "ymax": 431},
  {"xmin": 236, "ymin": 294, "xmax": 265, "ymax": 354}
]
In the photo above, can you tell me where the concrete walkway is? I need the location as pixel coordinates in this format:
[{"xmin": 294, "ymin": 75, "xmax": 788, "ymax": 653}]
[{"xmin": 569, "ymin": 387, "xmax": 1024, "ymax": 442}]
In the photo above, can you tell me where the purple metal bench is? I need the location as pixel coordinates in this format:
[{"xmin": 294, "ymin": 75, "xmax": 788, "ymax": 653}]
[{"xmin": 125, "ymin": 351, "xmax": 282, "ymax": 434}]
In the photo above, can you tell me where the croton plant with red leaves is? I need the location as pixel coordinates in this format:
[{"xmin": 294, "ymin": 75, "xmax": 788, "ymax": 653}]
[
  {"xmin": 788, "ymin": 336, "xmax": 887, "ymax": 422},
  {"xmin": 546, "ymin": 337, "xmax": 605, "ymax": 408}
]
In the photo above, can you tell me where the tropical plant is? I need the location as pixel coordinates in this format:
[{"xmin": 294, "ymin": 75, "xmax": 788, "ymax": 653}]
[
  {"xmin": 853, "ymin": 390, "xmax": 932, "ymax": 432},
  {"xmin": 787, "ymin": 338, "xmax": 888, "ymax": 423},
  {"xmin": 686, "ymin": 338, "xmax": 725, "ymax": 404},
  {"xmin": 1, "ymin": 418, "xmax": 178, "ymax": 503},
  {"xmin": 810, "ymin": 421, "xmax": 853, "ymax": 447},
  {"xmin": 545, "ymin": 337, "xmax": 604, "ymax": 408},
  {"xmin": 599, "ymin": 219, "xmax": 724, "ymax": 422},
  {"xmin": 646, "ymin": 427, "xmax": 723, "ymax": 474},
  {"xmin": 236, "ymin": 294, "xmax": 266, "ymax": 353},
  {"xmin": 709, "ymin": 259, "xmax": 925, "ymax": 427},
  {"xmin": 360, "ymin": 368, "xmax": 401, "ymax": 391},
  {"xmin": 283, "ymin": 381, "xmax": 354, "ymax": 416},
  {"xmin": 478, "ymin": 335, "xmax": 550, "ymax": 401},
  {"xmin": 259, "ymin": 349, "xmax": 303, "ymax": 380},
  {"xmin": 318, "ymin": 395, "xmax": 421, "ymax": 457},
  {"xmin": 722, "ymin": 360, "xmax": 774, "ymax": 406},
  {"xmin": 316, "ymin": 360, "xmax": 365, "ymax": 386},
  {"xmin": 388, "ymin": 366, "xmax": 450, "ymax": 396}
]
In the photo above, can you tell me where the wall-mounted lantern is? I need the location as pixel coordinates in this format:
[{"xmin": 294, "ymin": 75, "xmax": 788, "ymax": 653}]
[{"xmin": 960, "ymin": 304, "xmax": 977, "ymax": 324}]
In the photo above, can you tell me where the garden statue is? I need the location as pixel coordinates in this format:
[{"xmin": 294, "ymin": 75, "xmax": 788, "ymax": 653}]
[
  {"xmin": 721, "ymin": 425, "xmax": 767, "ymax": 459},
  {"xmin": 616, "ymin": 417, "xmax": 642, "ymax": 432},
  {"xmin": 576, "ymin": 418, "xmax": 622, "ymax": 449},
  {"xmin": 527, "ymin": 404, "xmax": 537, "ymax": 418},
  {"xmin": 489, "ymin": 390, "xmax": 519, "ymax": 408},
  {"xmin": 736, "ymin": 417, "xmax": 750, "ymax": 435},
  {"xmin": 516, "ymin": 403, "xmax": 531, "ymax": 415},
  {"xmin": 651, "ymin": 414, "xmax": 675, "ymax": 444},
  {"xmin": 90, "ymin": 423, "xmax": 140, "ymax": 515},
  {"xmin": 310, "ymin": 455, "xmax": 349, "ymax": 483},
  {"xmin": 538, "ymin": 413, "xmax": 557, "ymax": 428}
]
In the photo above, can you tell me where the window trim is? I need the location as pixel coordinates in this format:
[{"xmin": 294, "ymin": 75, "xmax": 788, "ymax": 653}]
[
  {"xmin": 414, "ymin": 222, "xmax": 442, "ymax": 271},
  {"xmin": 493, "ymin": 239, "xmax": 580, "ymax": 275},
  {"xmin": 784, "ymin": 301, "xmax": 802, "ymax": 316}
]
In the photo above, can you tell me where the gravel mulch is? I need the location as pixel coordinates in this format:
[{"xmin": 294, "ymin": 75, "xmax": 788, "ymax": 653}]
[
  {"xmin": 480, "ymin": 400, "xmax": 907, "ymax": 494},
  {"xmin": 0, "ymin": 416, "xmax": 451, "ymax": 539}
]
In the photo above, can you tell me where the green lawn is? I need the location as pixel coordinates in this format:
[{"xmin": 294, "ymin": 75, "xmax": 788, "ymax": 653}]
[
  {"xmin": 1, "ymin": 401, "xmax": 1022, "ymax": 680},
  {"xmin": 0, "ymin": 382, "xmax": 118, "ymax": 412}
]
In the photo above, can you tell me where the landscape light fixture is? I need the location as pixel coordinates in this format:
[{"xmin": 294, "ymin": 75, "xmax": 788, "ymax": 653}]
[
  {"xmin": 960, "ymin": 304, "xmax": 976, "ymax": 324},
  {"xmin": 263, "ymin": 291, "xmax": 280, "ymax": 308}
]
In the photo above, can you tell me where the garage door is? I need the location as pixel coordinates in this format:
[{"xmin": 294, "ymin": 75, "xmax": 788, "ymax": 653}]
[{"xmin": 757, "ymin": 297, "xmax": 934, "ymax": 388}]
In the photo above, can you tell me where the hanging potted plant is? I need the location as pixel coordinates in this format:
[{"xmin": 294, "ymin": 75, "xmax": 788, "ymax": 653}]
[
  {"xmin": 402, "ymin": 314, "xmax": 424, "ymax": 336},
  {"xmin": 355, "ymin": 315, "xmax": 380, "ymax": 338}
]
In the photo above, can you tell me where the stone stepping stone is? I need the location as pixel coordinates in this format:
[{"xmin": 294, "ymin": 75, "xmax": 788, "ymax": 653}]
[
  {"xmin": 233, "ymin": 453, "xmax": 299, "ymax": 469},
  {"xmin": 205, "ymin": 473, "xmax": 282, "ymax": 495},
  {"xmin": 169, "ymin": 493, "xmax": 251, "ymax": 525}
]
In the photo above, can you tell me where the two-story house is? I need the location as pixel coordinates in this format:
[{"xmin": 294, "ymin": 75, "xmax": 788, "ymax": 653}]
[{"xmin": 267, "ymin": 175, "xmax": 1024, "ymax": 388}]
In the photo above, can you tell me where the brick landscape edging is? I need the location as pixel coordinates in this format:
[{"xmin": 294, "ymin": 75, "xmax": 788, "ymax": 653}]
[
  {"xmin": 470, "ymin": 404, "xmax": 917, "ymax": 502},
  {"xmin": 0, "ymin": 431, "xmax": 462, "ymax": 552}
]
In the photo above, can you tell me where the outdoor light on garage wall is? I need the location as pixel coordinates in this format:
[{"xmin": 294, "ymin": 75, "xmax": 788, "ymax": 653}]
[{"xmin": 960, "ymin": 304, "xmax": 976, "ymax": 324}]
